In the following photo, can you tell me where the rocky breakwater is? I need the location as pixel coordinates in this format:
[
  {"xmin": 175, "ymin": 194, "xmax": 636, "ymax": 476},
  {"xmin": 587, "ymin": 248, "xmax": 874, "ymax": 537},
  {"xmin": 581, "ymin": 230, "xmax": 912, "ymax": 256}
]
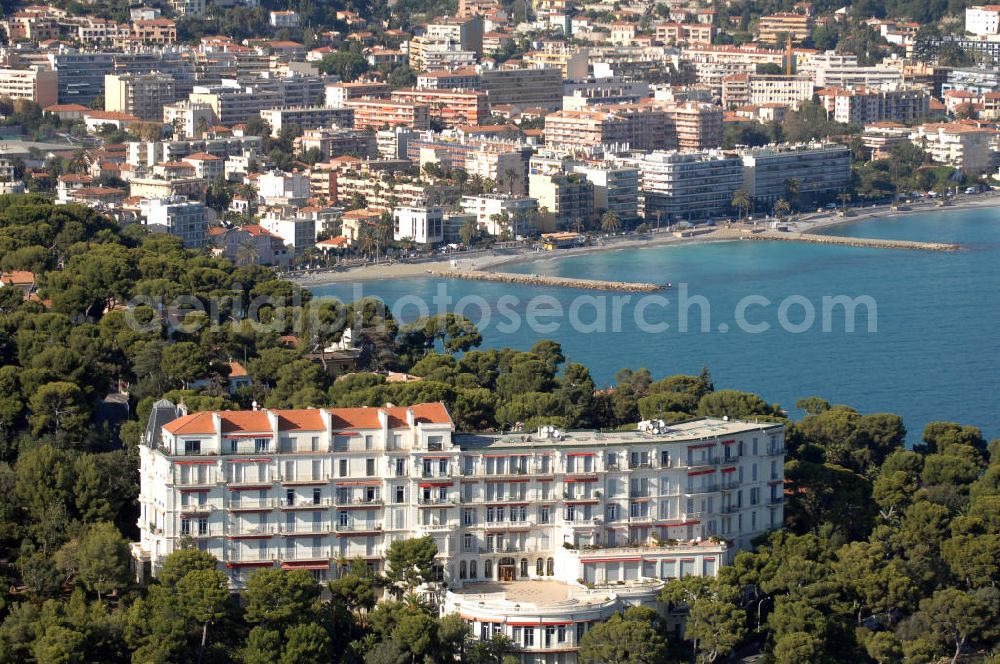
[
  {"xmin": 738, "ymin": 229, "xmax": 960, "ymax": 252},
  {"xmin": 429, "ymin": 270, "xmax": 667, "ymax": 292}
]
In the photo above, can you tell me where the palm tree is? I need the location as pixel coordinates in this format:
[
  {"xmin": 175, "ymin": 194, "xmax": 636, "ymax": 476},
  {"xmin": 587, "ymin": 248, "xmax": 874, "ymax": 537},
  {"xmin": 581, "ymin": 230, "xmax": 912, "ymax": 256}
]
[
  {"xmin": 459, "ymin": 218, "xmax": 479, "ymax": 246},
  {"xmin": 357, "ymin": 227, "xmax": 376, "ymax": 260},
  {"xmin": 731, "ymin": 188, "xmax": 752, "ymax": 221},
  {"xmin": 838, "ymin": 192, "xmax": 851, "ymax": 212},
  {"xmin": 235, "ymin": 235, "xmax": 260, "ymax": 266},
  {"xmin": 783, "ymin": 177, "xmax": 800, "ymax": 208},
  {"xmin": 773, "ymin": 198, "xmax": 791, "ymax": 223},
  {"xmin": 600, "ymin": 210, "xmax": 622, "ymax": 234}
]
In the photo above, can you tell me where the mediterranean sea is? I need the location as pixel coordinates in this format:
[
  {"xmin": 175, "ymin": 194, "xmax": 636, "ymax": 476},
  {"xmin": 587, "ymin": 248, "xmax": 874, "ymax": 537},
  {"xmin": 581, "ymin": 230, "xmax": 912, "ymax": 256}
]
[{"xmin": 311, "ymin": 207, "xmax": 1000, "ymax": 440}]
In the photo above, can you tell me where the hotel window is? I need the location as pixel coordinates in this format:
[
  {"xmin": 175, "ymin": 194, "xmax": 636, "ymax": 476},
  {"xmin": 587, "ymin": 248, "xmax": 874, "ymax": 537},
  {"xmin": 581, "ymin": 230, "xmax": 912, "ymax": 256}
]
[
  {"xmin": 392, "ymin": 434, "xmax": 402, "ymax": 449},
  {"xmin": 197, "ymin": 517, "xmax": 208, "ymax": 535},
  {"xmin": 366, "ymin": 458, "xmax": 375, "ymax": 476},
  {"xmin": 184, "ymin": 440, "xmax": 201, "ymax": 455},
  {"xmin": 464, "ymin": 533, "xmax": 474, "ymax": 551},
  {"xmin": 536, "ymin": 558, "xmax": 544, "ymax": 575},
  {"xmin": 464, "ymin": 457, "xmax": 475, "ymax": 475},
  {"xmin": 312, "ymin": 488, "xmax": 321, "ymax": 505},
  {"xmin": 540, "ymin": 456, "xmax": 551, "ymax": 473},
  {"xmin": 365, "ymin": 435, "xmax": 373, "ymax": 450},
  {"xmin": 254, "ymin": 438, "xmax": 268, "ymax": 453},
  {"xmin": 470, "ymin": 560, "xmax": 477, "ymax": 579},
  {"xmin": 546, "ymin": 558, "xmax": 554, "ymax": 575},
  {"xmin": 311, "ymin": 436, "xmax": 319, "ymax": 451},
  {"xmin": 607, "ymin": 503, "xmax": 618, "ymax": 521},
  {"xmin": 338, "ymin": 511, "xmax": 349, "ymax": 527},
  {"xmin": 607, "ymin": 452, "xmax": 617, "ymax": 469},
  {"xmin": 439, "ymin": 459, "xmax": 448, "ymax": 475},
  {"xmin": 752, "ymin": 437, "xmax": 759, "ymax": 455},
  {"xmin": 460, "ymin": 561, "xmax": 467, "ymax": 579},
  {"xmin": 180, "ymin": 518, "xmax": 191, "ymax": 535},
  {"xmin": 545, "ymin": 626, "xmax": 555, "ymax": 647},
  {"xmin": 286, "ymin": 489, "xmax": 295, "ymax": 506},
  {"xmin": 660, "ymin": 450, "xmax": 670, "ymax": 467},
  {"xmin": 395, "ymin": 458, "xmax": 406, "ymax": 477},
  {"xmin": 539, "ymin": 506, "xmax": 550, "ymax": 524},
  {"xmin": 752, "ymin": 463, "xmax": 758, "ymax": 481},
  {"xmin": 520, "ymin": 558, "xmax": 528, "ymax": 577},
  {"xmin": 512, "ymin": 627, "xmax": 521, "ymax": 643},
  {"xmin": 523, "ymin": 627, "xmax": 534, "ymax": 647},
  {"xmin": 423, "ymin": 460, "xmax": 432, "ymax": 477},
  {"xmin": 395, "ymin": 486, "xmax": 405, "ymax": 504},
  {"xmin": 557, "ymin": 625, "xmax": 566, "ymax": 643},
  {"xmin": 339, "ymin": 459, "xmax": 348, "ymax": 477},
  {"xmin": 228, "ymin": 439, "xmax": 238, "ymax": 454}
]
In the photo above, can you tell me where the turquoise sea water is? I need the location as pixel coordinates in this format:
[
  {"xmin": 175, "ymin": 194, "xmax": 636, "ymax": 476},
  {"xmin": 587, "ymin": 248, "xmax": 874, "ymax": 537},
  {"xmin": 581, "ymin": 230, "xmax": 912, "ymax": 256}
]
[{"xmin": 312, "ymin": 207, "xmax": 1000, "ymax": 439}]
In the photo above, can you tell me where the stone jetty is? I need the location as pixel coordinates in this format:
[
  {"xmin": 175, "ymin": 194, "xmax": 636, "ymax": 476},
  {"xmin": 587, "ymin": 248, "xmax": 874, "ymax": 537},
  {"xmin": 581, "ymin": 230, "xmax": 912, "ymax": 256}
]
[
  {"xmin": 429, "ymin": 270, "xmax": 666, "ymax": 292},
  {"xmin": 733, "ymin": 229, "xmax": 960, "ymax": 252}
]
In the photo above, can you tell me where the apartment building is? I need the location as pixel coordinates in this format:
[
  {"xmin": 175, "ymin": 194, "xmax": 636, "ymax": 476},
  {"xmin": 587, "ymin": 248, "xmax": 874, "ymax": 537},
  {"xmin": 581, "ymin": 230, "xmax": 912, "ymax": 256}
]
[
  {"xmin": 163, "ymin": 101, "xmax": 216, "ymax": 139},
  {"xmin": 810, "ymin": 52, "xmax": 903, "ymax": 89},
  {"xmin": 294, "ymin": 128, "xmax": 377, "ymax": 160},
  {"xmin": 188, "ymin": 83, "xmax": 283, "ymax": 126},
  {"xmin": 544, "ymin": 109, "xmax": 632, "ymax": 153},
  {"xmin": 862, "ymin": 122, "xmax": 913, "ymax": 159},
  {"xmin": 105, "ymin": 72, "xmax": 177, "ymax": 121},
  {"xmin": 260, "ymin": 214, "xmax": 317, "ymax": 254},
  {"xmin": 910, "ymin": 123, "xmax": 996, "ymax": 175},
  {"xmin": 613, "ymin": 150, "xmax": 745, "ymax": 222},
  {"xmin": 941, "ymin": 66, "xmax": 1000, "ymax": 95},
  {"xmin": 344, "ymin": 99, "xmax": 431, "ymax": 131},
  {"xmin": 143, "ymin": 197, "xmax": 209, "ymax": 248},
  {"xmin": 666, "ymin": 102, "xmax": 723, "ymax": 150},
  {"xmin": 127, "ymin": 136, "xmax": 264, "ymax": 168},
  {"xmin": 561, "ymin": 77, "xmax": 650, "ymax": 110},
  {"xmin": 757, "ymin": 12, "xmax": 814, "ymax": 44},
  {"xmin": 0, "ymin": 67, "xmax": 58, "ymax": 108},
  {"xmin": 722, "ymin": 74, "xmax": 813, "ymax": 109},
  {"xmin": 257, "ymin": 170, "xmax": 311, "ymax": 206},
  {"xmin": 324, "ymin": 81, "xmax": 391, "ymax": 107},
  {"xmin": 416, "ymin": 69, "xmax": 483, "ymax": 91},
  {"xmin": 966, "ymin": 5, "xmax": 1000, "ymax": 36},
  {"xmin": 740, "ymin": 143, "xmax": 852, "ymax": 207},
  {"xmin": 133, "ymin": 401, "xmax": 785, "ymax": 664},
  {"xmin": 393, "ymin": 205, "xmax": 445, "ymax": 244},
  {"xmin": 528, "ymin": 167, "xmax": 595, "ymax": 229},
  {"xmin": 480, "ymin": 67, "xmax": 564, "ymax": 112},
  {"xmin": 654, "ymin": 22, "xmax": 715, "ymax": 45},
  {"xmin": 816, "ymin": 86, "xmax": 930, "ymax": 124},
  {"xmin": 567, "ymin": 162, "xmax": 641, "ymax": 222},
  {"xmin": 390, "ymin": 88, "xmax": 490, "ymax": 127},
  {"xmin": 131, "ymin": 18, "xmax": 178, "ymax": 45},
  {"xmin": 461, "ymin": 194, "xmax": 540, "ymax": 235},
  {"xmin": 259, "ymin": 106, "xmax": 355, "ymax": 137},
  {"xmin": 425, "ymin": 15, "xmax": 485, "ymax": 55}
]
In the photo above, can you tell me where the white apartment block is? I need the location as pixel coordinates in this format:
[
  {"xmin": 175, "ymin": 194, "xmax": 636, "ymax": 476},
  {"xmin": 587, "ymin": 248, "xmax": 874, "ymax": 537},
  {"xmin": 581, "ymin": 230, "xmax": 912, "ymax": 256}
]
[
  {"xmin": 740, "ymin": 143, "xmax": 853, "ymax": 206},
  {"xmin": 966, "ymin": 5, "xmax": 1000, "ymax": 36},
  {"xmin": 134, "ymin": 401, "xmax": 785, "ymax": 663},
  {"xmin": 393, "ymin": 205, "xmax": 445, "ymax": 244},
  {"xmin": 143, "ymin": 197, "xmax": 209, "ymax": 248},
  {"xmin": 461, "ymin": 194, "xmax": 540, "ymax": 236},
  {"xmin": 260, "ymin": 214, "xmax": 317, "ymax": 253},
  {"xmin": 909, "ymin": 123, "xmax": 995, "ymax": 175}
]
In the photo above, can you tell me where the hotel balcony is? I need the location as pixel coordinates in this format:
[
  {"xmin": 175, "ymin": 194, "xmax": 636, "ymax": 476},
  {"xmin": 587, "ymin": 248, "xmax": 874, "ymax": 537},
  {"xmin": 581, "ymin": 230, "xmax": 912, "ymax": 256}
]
[
  {"xmin": 279, "ymin": 497, "xmax": 334, "ymax": 509},
  {"xmin": 720, "ymin": 503, "xmax": 741, "ymax": 514},
  {"xmin": 226, "ymin": 497, "xmax": 277, "ymax": 510},
  {"xmin": 417, "ymin": 497, "xmax": 455, "ymax": 507},
  {"xmin": 230, "ymin": 549, "xmax": 279, "ymax": 563},
  {"xmin": 179, "ymin": 525, "xmax": 224, "ymax": 538},
  {"xmin": 279, "ymin": 522, "xmax": 332, "ymax": 535},
  {"xmin": 685, "ymin": 484, "xmax": 720, "ymax": 495},
  {"xmin": 228, "ymin": 523, "xmax": 279, "ymax": 536},
  {"xmin": 564, "ymin": 516, "xmax": 602, "ymax": 527},
  {"xmin": 280, "ymin": 547, "xmax": 332, "ymax": 562},
  {"xmin": 227, "ymin": 475, "xmax": 274, "ymax": 487},
  {"xmin": 179, "ymin": 502, "xmax": 217, "ymax": 514},
  {"xmin": 279, "ymin": 473, "xmax": 333, "ymax": 485},
  {"xmin": 172, "ymin": 471, "xmax": 221, "ymax": 487},
  {"xmin": 334, "ymin": 496, "xmax": 384, "ymax": 508},
  {"xmin": 334, "ymin": 522, "xmax": 383, "ymax": 533},
  {"xmin": 766, "ymin": 445, "xmax": 787, "ymax": 456},
  {"xmin": 768, "ymin": 496, "xmax": 785, "ymax": 506}
]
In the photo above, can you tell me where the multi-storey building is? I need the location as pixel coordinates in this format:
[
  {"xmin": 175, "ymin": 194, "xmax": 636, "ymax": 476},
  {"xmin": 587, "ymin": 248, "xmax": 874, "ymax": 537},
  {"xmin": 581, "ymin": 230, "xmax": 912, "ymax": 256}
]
[
  {"xmin": 816, "ymin": 86, "xmax": 930, "ymax": 124},
  {"xmin": 344, "ymin": 99, "xmax": 431, "ymax": 131},
  {"xmin": 293, "ymin": 128, "xmax": 377, "ymax": 160},
  {"xmin": 127, "ymin": 136, "xmax": 263, "ymax": 168},
  {"xmin": 325, "ymin": 82, "xmax": 391, "ymax": 108},
  {"xmin": 567, "ymin": 162, "xmax": 641, "ymax": 222},
  {"xmin": 259, "ymin": 106, "xmax": 355, "ymax": 137},
  {"xmin": 613, "ymin": 150, "xmax": 745, "ymax": 222},
  {"xmin": 739, "ymin": 143, "xmax": 852, "ymax": 207},
  {"xmin": 654, "ymin": 22, "xmax": 715, "ymax": 45},
  {"xmin": 143, "ymin": 197, "xmax": 209, "ymax": 248},
  {"xmin": 0, "ymin": 67, "xmax": 58, "ymax": 108},
  {"xmin": 189, "ymin": 83, "xmax": 284, "ymax": 126},
  {"xmin": 480, "ymin": 67, "xmax": 564, "ymax": 112},
  {"xmin": 561, "ymin": 77, "xmax": 650, "ymax": 110},
  {"xmin": 415, "ymin": 69, "xmax": 483, "ymax": 91},
  {"xmin": 909, "ymin": 123, "xmax": 996, "ymax": 175},
  {"xmin": 390, "ymin": 88, "xmax": 490, "ymax": 127},
  {"xmin": 461, "ymin": 194, "xmax": 541, "ymax": 235},
  {"xmin": 393, "ymin": 204, "xmax": 445, "ymax": 244},
  {"xmin": 756, "ymin": 12, "xmax": 814, "ymax": 44},
  {"xmin": 862, "ymin": 122, "xmax": 913, "ymax": 159},
  {"xmin": 941, "ymin": 66, "xmax": 1000, "ymax": 95},
  {"xmin": 966, "ymin": 5, "xmax": 1000, "ymax": 36},
  {"xmin": 666, "ymin": 101, "xmax": 723, "ymax": 150},
  {"xmin": 722, "ymin": 74, "xmax": 813, "ymax": 109},
  {"xmin": 105, "ymin": 72, "xmax": 177, "ymax": 121},
  {"xmin": 133, "ymin": 401, "xmax": 785, "ymax": 663},
  {"xmin": 425, "ymin": 15, "xmax": 485, "ymax": 56},
  {"xmin": 131, "ymin": 18, "xmax": 178, "ymax": 45}
]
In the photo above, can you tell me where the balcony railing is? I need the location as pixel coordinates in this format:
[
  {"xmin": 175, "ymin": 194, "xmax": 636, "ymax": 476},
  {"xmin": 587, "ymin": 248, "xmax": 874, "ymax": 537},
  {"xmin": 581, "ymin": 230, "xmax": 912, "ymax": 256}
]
[
  {"xmin": 682, "ymin": 511, "xmax": 704, "ymax": 521},
  {"xmin": 417, "ymin": 497, "xmax": 454, "ymax": 506},
  {"xmin": 720, "ymin": 504, "xmax": 741, "ymax": 514},
  {"xmin": 229, "ymin": 523, "xmax": 279, "ymax": 536},
  {"xmin": 766, "ymin": 446, "xmax": 787, "ymax": 456},
  {"xmin": 227, "ymin": 497, "xmax": 277, "ymax": 509},
  {"xmin": 335, "ymin": 497, "xmax": 383, "ymax": 507},
  {"xmin": 173, "ymin": 472, "xmax": 220, "ymax": 487},
  {"xmin": 280, "ymin": 497, "xmax": 334, "ymax": 508},
  {"xmin": 564, "ymin": 516, "xmax": 601, "ymax": 526},
  {"xmin": 334, "ymin": 522, "xmax": 382, "ymax": 532},
  {"xmin": 227, "ymin": 475, "xmax": 273, "ymax": 486},
  {"xmin": 179, "ymin": 525, "xmax": 224, "ymax": 537},
  {"xmin": 230, "ymin": 550, "xmax": 278, "ymax": 563},
  {"xmin": 280, "ymin": 473, "xmax": 333, "ymax": 483},
  {"xmin": 280, "ymin": 522, "xmax": 332, "ymax": 534},
  {"xmin": 769, "ymin": 496, "xmax": 785, "ymax": 505},
  {"xmin": 479, "ymin": 544, "xmax": 527, "ymax": 553},
  {"xmin": 685, "ymin": 484, "xmax": 720, "ymax": 494},
  {"xmin": 179, "ymin": 502, "xmax": 217, "ymax": 513}
]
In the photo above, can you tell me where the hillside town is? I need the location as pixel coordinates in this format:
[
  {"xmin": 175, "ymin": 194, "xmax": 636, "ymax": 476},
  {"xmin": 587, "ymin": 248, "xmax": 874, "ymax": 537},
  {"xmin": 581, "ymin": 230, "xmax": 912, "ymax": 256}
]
[{"xmin": 3, "ymin": 0, "xmax": 1000, "ymax": 265}]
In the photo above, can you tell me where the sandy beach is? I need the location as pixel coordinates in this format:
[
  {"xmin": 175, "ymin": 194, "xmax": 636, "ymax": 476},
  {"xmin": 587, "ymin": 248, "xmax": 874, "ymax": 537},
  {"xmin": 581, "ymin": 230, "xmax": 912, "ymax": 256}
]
[{"xmin": 289, "ymin": 192, "xmax": 1000, "ymax": 287}]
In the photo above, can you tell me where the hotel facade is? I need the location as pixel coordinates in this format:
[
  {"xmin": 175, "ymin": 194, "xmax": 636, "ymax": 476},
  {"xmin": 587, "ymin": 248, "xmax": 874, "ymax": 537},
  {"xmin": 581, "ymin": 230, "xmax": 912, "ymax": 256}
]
[{"xmin": 134, "ymin": 401, "xmax": 785, "ymax": 662}]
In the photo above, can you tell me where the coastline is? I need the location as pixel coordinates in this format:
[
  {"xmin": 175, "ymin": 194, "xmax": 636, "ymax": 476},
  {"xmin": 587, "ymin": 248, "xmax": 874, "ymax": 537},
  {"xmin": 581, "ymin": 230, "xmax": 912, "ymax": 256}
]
[{"xmin": 291, "ymin": 192, "xmax": 1000, "ymax": 287}]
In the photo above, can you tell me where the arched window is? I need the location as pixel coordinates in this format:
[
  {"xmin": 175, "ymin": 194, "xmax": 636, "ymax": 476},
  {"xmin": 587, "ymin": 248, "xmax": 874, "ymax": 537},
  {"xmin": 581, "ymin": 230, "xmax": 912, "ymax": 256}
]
[
  {"xmin": 520, "ymin": 558, "xmax": 528, "ymax": 578},
  {"xmin": 460, "ymin": 561, "xmax": 467, "ymax": 579},
  {"xmin": 546, "ymin": 557, "xmax": 554, "ymax": 575},
  {"xmin": 484, "ymin": 559, "xmax": 493, "ymax": 579},
  {"xmin": 536, "ymin": 558, "xmax": 544, "ymax": 576},
  {"xmin": 470, "ymin": 560, "xmax": 478, "ymax": 579}
]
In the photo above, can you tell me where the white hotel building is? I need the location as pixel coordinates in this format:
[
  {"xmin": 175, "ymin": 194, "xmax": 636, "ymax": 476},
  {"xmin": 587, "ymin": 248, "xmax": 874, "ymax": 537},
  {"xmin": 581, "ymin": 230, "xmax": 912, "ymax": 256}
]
[{"xmin": 134, "ymin": 401, "xmax": 785, "ymax": 662}]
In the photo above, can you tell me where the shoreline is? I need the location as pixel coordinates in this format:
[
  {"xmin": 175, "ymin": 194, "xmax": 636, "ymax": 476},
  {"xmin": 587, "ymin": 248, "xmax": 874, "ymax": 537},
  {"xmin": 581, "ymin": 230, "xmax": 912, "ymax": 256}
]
[{"xmin": 291, "ymin": 192, "xmax": 1000, "ymax": 288}]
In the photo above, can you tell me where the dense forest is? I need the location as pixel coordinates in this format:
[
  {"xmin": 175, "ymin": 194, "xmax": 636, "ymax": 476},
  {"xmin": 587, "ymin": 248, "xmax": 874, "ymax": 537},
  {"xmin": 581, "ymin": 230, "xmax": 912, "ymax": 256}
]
[{"xmin": 0, "ymin": 193, "xmax": 998, "ymax": 663}]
